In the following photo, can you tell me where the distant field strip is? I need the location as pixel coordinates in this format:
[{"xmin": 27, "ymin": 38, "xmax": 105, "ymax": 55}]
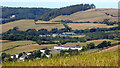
[
  {"xmin": 35, "ymin": 20, "xmax": 61, "ymax": 24},
  {"xmin": 36, "ymin": 24, "xmax": 64, "ymax": 31},
  {"xmin": 67, "ymin": 23, "xmax": 117, "ymax": 30},
  {"xmin": 2, "ymin": 40, "xmax": 56, "ymax": 54},
  {"xmin": 2, "ymin": 41, "xmax": 36, "ymax": 51}
]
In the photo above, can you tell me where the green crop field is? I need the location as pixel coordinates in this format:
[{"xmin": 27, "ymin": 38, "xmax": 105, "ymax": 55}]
[
  {"xmin": 2, "ymin": 50, "xmax": 119, "ymax": 66},
  {"xmin": 67, "ymin": 23, "xmax": 117, "ymax": 30},
  {"xmin": 63, "ymin": 39, "xmax": 120, "ymax": 47}
]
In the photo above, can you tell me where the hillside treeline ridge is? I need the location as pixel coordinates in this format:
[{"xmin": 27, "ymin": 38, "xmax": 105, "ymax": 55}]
[{"xmin": 2, "ymin": 4, "xmax": 96, "ymax": 24}]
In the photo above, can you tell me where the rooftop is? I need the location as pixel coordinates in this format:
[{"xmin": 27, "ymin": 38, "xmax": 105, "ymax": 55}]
[{"xmin": 55, "ymin": 45, "xmax": 81, "ymax": 48}]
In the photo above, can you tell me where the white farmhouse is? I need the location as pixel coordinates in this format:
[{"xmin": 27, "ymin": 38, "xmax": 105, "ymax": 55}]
[
  {"xmin": 15, "ymin": 53, "xmax": 19, "ymax": 58},
  {"xmin": 10, "ymin": 15, "xmax": 15, "ymax": 18},
  {"xmin": 40, "ymin": 49, "xmax": 46, "ymax": 54},
  {"xmin": 46, "ymin": 54, "xmax": 50, "ymax": 58},
  {"xmin": 54, "ymin": 45, "xmax": 82, "ymax": 50},
  {"xmin": 27, "ymin": 52, "xmax": 33, "ymax": 55},
  {"xmin": 19, "ymin": 56, "xmax": 26, "ymax": 61},
  {"xmin": 10, "ymin": 55, "xmax": 14, "ymax": 58}
]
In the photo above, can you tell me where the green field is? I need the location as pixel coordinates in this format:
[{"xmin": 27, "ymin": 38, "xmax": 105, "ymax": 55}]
[
  {"xmin": 4, "ymin": 44, "xmax": 55, "ymax": 54},
  {"xmin": 2, "ymin": 40, "xmax": 36, "ymax": 51},
  {"xmin": 63, "ymin": 39, "xmax": 120, "ymax": 47},
  {"xmin": 3, "ymin": 50, "xmax": 119, "ymax": 66},
  {"xmin": 2, "ymin": 39, "xmax": 119, "ymax": 55},
  {"xmin": 1, "ymin": 40, "xmax": 56, "ymax": 54}
]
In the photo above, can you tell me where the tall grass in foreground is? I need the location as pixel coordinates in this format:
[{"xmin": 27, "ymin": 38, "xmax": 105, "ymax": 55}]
[{"xmin": 3, "ymin": 50, "xmax": 119, "ymax": 66}]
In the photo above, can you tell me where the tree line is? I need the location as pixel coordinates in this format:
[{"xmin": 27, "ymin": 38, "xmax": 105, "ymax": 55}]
[
  {"xmin": 2, "ymin": 25, "xmax": 119, "ymax": 45},
  {"xmin": 54, "ymin": 19, "xmax": 118, "ymax": 25}
]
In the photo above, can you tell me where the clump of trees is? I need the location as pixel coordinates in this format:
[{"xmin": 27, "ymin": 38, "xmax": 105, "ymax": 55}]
[{"xmin": 97, "ymin": 41, "xmax": 111, "ymax": 49}]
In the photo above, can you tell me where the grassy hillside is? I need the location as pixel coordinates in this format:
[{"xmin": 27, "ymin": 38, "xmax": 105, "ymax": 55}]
[
  {"xmin": 2, "ymin": 40, "xmax": 36, "ymax": 51},
  {"xmin": 3, "ymin": 50, "xmax": 119, "ymax": 66},
  {"xmin": 1, "ymin": 19, "xmax": 117, "ymax": 33},
  {"xmin": 2, "ymin": 39, "xmax": 119, "ymax": 54},
  {"xmin": 67, "ymin": 23, "xmax": 117, "ymax": 30},
  {"xmin": 1, "ymin": 19, "xmax": 65, "ymax": 33},
  {"xmin": 50, "ymin": 9, "xmax": 118, "ymax": 22},
  {"xmin": 2, "ymin": 40, "xmax": 56, "ymax": 54},
  {"xmin": 35, "ymin": 20, "xmax": 61, "ymax": 24}
]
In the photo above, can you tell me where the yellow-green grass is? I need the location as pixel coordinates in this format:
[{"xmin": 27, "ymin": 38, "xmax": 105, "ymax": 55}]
[
  {"xmin": 2, "ymin": 40, "xmax": 36, "ymax": 51},
  {"xmin": 1, "ymin": 19, "xmax": 36, "ymax": 33},
  {"xmin": 36, "ymin": 24, "xmax": 64, "ymax": 31},
  {"xmin": 67, "ymin": 23, "xmax": 117, "ymax": 30},
  {"xmin": 36, "ymin": 20, "xmax": 61, "ymax": 24},
  {"xmin": 3, "ymin": 44, "xmax": 56, "ymax": 54},
  {"xmin": 63, "ymin": 39, "xmax": 120, "ymax": 47},
  {"xmin": 50, "ymin": 8, "xmax": 118, "ymax": 22},
  {"xmin": 3, "ymin": 50, "xmax": 119, "ymax": 66},
  {"xmin": 1, "ymin": 19, "xmax": 65, "ymax": 33}
]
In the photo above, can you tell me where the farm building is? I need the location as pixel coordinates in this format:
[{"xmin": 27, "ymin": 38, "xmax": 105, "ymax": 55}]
[
  {"xmin": 10, "ymin": 55, "xmax": 14, "ymax": 58},
  {"xmin": 19, "ymin": 55, "xmax": 27, "ymax": 61},
  {"xmin": 27, "ymin": 52, "xmax": 33, "ymax": 55},
  {"xmin": 15, "ymin": 53, "xmax": 19, "ymax": 58},
  {"xmin": 54, "ymin": 45, "xmax": 82, "ymax": 50},
  {"xmin": 40, "ymin": 49, "xmax": 46, "ymax": 54}
]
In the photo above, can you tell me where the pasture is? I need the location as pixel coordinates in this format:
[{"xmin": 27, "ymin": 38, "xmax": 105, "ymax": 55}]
[
  {"xmin": 2, "ymin": 40, "xmax": 36, "ymax": 51},
  {"xmin": 35, "ymin": 20, "xmax": 61, "ymax": 24},
  {"xmin": 1, "ymin": 19, "xmax": 65, "ymax": 33},
  {"xmin": 50, "ymin": 8, "xmax": 118, "ymax": 22},
  {"xmin": 67, "ymin": 23, "xmax": 117, "ymax": 30},
  {"xmin": 2, "ymin": 40, "xmax": 56, "ymax": 54},
  {"xmin": 36, "ymin": 24, "xmax": 64, "ymax": 31}
]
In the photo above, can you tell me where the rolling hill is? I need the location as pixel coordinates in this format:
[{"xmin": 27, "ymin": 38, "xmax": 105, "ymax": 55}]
[
  {"xmin": 1, "ymin": 19, "xmax": 65, "ymax": 33},
  {"xmin": 50, "ymin": 8, "xmax": 118, "ymax": 22}
]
